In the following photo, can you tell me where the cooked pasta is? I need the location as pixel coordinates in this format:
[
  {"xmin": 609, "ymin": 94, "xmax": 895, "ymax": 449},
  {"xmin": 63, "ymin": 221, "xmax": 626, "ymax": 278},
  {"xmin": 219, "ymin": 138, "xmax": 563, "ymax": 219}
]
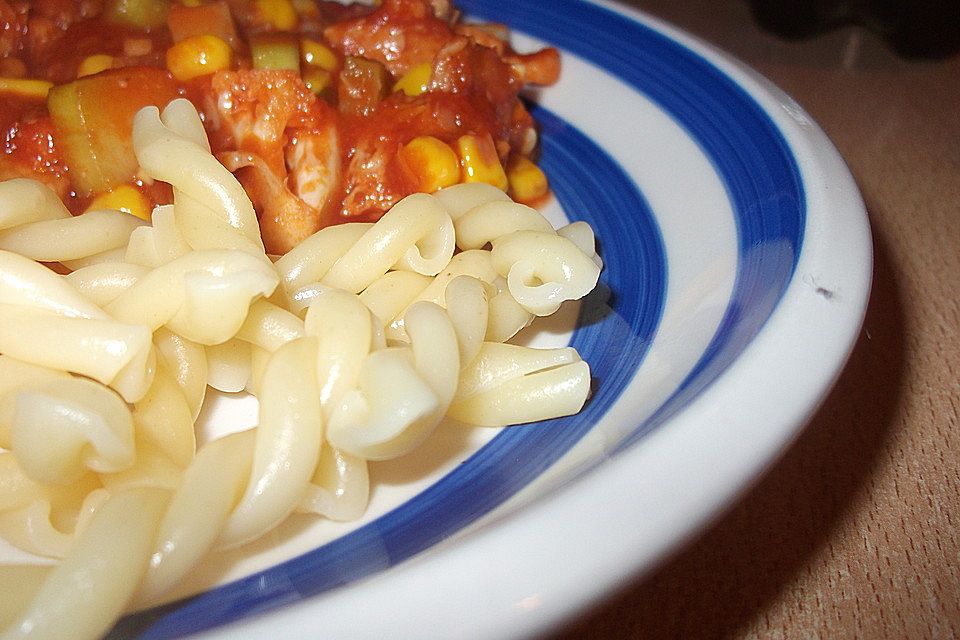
[{"xmin": 0, "ymin": 98, "xmax": 602, "ymax": 639}]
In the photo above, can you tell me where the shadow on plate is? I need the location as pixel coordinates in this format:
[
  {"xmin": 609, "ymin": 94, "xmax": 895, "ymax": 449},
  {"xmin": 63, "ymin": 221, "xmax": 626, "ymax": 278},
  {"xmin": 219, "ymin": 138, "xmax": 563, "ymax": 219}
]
[{"xmin": 548, "ymin": 203, "xmax": 906, "ymax": 639}]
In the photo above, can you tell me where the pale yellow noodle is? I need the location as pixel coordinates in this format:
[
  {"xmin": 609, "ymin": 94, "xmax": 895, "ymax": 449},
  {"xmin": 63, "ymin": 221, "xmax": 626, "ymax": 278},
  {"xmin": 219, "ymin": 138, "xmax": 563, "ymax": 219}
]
[
  {"xmin": 0, "ymin": 210, "xmax": 145, "ymax": 263},
  {"xmin": 491, "ymin": 230, "xmax": 601, "ymax": 316},
  {"xmin": 131, "ymin": 362, "xmax": 197, "ymax": 468},
  {"xmin": 124, "ymin": 204, "xmax": 191, "ymax": 268},
  {"xmin": 0, "ymin": 488, "xmax": 169, "ymax": 640},
  {"xmin": 64, "ymin": 262, "xmax": 147, "ymax": 307},
  {"xmin": 218, "ymin": 337, "xmax": 323, "ymax": 549},
  {"xmin": 132, "ymin": 100, "xmax": 264, "ymax": 257},
  {"xmin": 453, "ymin": 198, "xmax": 555, "ymax": 249},
  {"xmin": 0, "ymin": 179, "xmax": 69, "ymax": 230},
  {"xmin": 0, "ymin": 250, "xmax": 108, "ymax": 320},
  {"xmin": 235, "ymin": 299, "xmax": 306, "ymax": 352},
  {"xmin": 297, "ymin": 444, "xmax": 369, "ymax": 522},
  {"xmin": 136, "ymin": 430, "xmax": 255, "ymax": 604},
  {"xmin": 322, "ymin": 193, "xmax": 455, "ymax": 293},
  {"xmin": 205, "ymin": 338, "xmax": 253, "ymax": 393},
  {"xmin": 0, "ymin": 305, "xmax": 155, "ymax": 403},
  {"xmin": 104, "ymin": 249, "xmax": 278, "ymax": 345},
  {"xmin": 9, "ymin": 377, "xmax": 134, "ymax": 484},
  {"xmin": 152, "ymin": 328, "xmax": 208, "ymax": 421},
  {"xmin": 448, "ymin": 343, "xmax": 591, "ymax": 427}
]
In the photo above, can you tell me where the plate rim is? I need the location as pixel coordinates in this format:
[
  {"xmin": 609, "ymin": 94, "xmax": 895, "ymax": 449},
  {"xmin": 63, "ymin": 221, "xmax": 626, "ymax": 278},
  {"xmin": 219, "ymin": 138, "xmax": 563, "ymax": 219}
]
[{"xmin": 165, "ymin": 1, "xmax": 872, "ymax": 637}]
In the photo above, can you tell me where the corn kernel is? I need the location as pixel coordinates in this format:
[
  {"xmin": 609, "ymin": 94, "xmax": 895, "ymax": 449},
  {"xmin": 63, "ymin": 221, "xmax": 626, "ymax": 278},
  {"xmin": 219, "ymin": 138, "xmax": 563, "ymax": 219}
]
[
  {"xmin": 507, "ymin": 157, "xmax": 548, "ymax": 203},
  {"xmin": 291, "ymin": 0, "xmax": 319, "ymax": 18},
  {"xmin": 77, "ymin": 54, "xmax": 115, "ymax": 77},
  {"xmin": 87, "ymin": 184, "xmax": 152, "ymax": 221},
  {"xmin": 398, "ymin": 136, "xmax": 460, "ymax": 193},
  {"xmin": 256, "ymin": 0, "xmax": 297, "ymax": 31},
  {"xmin": 302, "ymin": 66, "xmax": 331, "ymax": 94},
  {"xmin": 301, "ymin": 38, "xmax": 338, "ymax": 71},
  {"xmin": 393, "ymin": 62, "xmax": 432, "ymax": 97},
  {"xmin": 166, "ymin": 35, "xmax": 232, "ymax": 81},
  {"xmin": 456, "ymin": 134, "xmax": 508, "ymax": 191},
  {"xmin": 0, "ymin": 77, "xmax": 53, "ymax": 100}
]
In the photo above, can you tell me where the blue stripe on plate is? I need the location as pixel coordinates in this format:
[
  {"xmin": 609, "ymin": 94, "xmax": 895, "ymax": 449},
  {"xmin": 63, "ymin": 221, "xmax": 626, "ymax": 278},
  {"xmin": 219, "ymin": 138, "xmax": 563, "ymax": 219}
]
[
  {"xmin": 119, "ymin": 0, "xmax": 804, "ymax": 634},
  {"xmin": 457, "ymin": 0, "xmax": 805, "ymax": 448}
]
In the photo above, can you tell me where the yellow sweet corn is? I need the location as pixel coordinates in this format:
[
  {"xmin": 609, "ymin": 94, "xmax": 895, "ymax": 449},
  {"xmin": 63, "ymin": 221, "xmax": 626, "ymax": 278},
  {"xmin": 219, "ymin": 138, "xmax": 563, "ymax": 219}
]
[
  {"xmin": 456, "ymin": 134, "xmax": 508, "ymax": 191},
  {"xmin": 77, "ymin": 54, "xmax": 115, "ymax": 77},
  {"xmin": 166, "ymin": 35, "xmax": 232, "ymax": 81},
  {"xmin": 392, "ymin": 62, "xmax": 432, "ymax": 97},
  {"xmin": 87, "ymin": 185, "xmax": 151, "ymax": 221},
  {"xmin": 300, "ymin": 38, "xmax": 338, "ymax": 71},
  {"xmin": 398, "ymin": 136, "xmax": 460, "ymax": 193},
  {"xmin": 302, "ymin": 66, "xmax": 331, "ymax": 94},
  {"xmin": 291, "ymin": 0, "xmax": 319, "ymax": 18},
  {"xmin": 0, "ymin": 77, "xmax": 53, "ymax": 100},
  {"xmin": 507, "ymin": 157, "xmax": 548, "ymax": 203},
  {"xmin": 255, "ymin": 0, "xmax": 297, "ymax": 31}
]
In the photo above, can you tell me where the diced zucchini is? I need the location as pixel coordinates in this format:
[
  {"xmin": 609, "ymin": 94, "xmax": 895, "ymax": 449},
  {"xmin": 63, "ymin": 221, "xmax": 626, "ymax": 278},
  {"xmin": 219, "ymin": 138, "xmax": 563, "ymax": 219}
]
[
  {"xmin": 338, "ymin": 56, "xmax": 388, "ymax": 117},
  {"xmin": 47, "ymin": 68, "xmax": 179, "ymax": 196},
  {"xmin": 104, "ymin": 0, "xmax": 170, "ymax": 28},
  {"xmin": 250, "ymin": 35, "xmax": 301, "ymax": 72}
]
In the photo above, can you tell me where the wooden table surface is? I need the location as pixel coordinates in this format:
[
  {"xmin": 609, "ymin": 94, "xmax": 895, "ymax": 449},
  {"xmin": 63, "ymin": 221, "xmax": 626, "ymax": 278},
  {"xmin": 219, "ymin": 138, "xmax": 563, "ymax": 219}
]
[{"xmin": 550, "ymin": 2, "xmax": 960, "ymax": 638}]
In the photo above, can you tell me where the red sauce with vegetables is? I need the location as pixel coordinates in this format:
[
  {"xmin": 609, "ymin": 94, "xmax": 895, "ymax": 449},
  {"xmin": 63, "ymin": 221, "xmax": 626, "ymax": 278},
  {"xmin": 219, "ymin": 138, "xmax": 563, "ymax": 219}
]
[{"xmin": 0, "ymin": 0, "xmax": 560, "ymax": 254}]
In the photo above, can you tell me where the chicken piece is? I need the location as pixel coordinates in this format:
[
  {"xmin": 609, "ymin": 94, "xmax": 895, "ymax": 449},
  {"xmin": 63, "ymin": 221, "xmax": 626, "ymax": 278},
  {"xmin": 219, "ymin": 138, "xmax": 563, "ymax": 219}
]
[
  {"xmin": 1, "ymin": 112, "xmax": 70, "ymax": 200},
  {"xmin": 202, "ymin": 69, "xmax": 341, "ymax": 254},
  {"xmin": 335, "ymin": 91, "xmax": 495, "ymax": 221},
  {"xmin": 429, "ymin": 36, "xmax": 521, "ymax": 126},
  {"xmin": 323, "ymin": 0, "xmax": 455, "ymax": 77},
  {"xmin": 0, "ymin": 0, "xmax": 28, "ymax": 58}
]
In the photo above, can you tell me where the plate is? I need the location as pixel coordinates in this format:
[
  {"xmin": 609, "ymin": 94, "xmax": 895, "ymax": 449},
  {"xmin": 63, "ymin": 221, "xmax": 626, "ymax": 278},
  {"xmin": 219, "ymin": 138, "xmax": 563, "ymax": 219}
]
[{"xmin": 111, "ymin": 0, "xmax": 872, "ymax": 637}]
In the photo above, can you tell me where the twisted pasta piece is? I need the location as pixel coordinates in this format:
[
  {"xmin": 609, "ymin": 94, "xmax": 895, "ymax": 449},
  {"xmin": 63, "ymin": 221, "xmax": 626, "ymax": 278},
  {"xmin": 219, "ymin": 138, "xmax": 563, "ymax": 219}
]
[
  {"xmin": 124, "ymin": 205, "xmax": 192, "ymax": 268},
  {"xmin": 218, "ymin": 337, "xmax": 323, "ymax": 548},
  {"xmin": 8, "ymin": 378, "xmax": 134, "ymax": 485},
  {"xmin": 0, "ymin": 305, "xmax": 155, "ymax": 403},
  {"xmin": 0, "ymin": 179, "xmax": 70, "ymax": 230},
  {"xmin": 296, "ymin": 444, "xmax": 369, "ymax": 522},
  {"xmin": 130, "ymin": 362, "xmax": 197, "ymax": 469},
  {"xmin": 104, "ymin": 249, "xmax": 278, "ymax": 346},
  {"xmin": 64, "ymin": 262, "xmax": 148, "ymax": 308},
  {"xmin": 132, "ymin": 100, "xmax": 265, "ymax": 257},
  {"xmin": 0, "ymin": 452, "xmax": 102, "ymax": 559},
  {"xmin": 274, "ymin": 192, "xmax": 455, "ymax": 307},
  {"xmin": 0, "ymin": 179, "xmax": 153, "ymax": 269},
  {"xmin": 321, "ymin": 193, "xmax": 456, "ymax": 292},
  {"xmin": 135, "ymin": 430, "xmax": 254, "ymax": 603},
  {"xmin": 277, "ymin": 186, "xmax": 600, "ymax": 345},
  {"xmin": 325, "ymin": 301, "xmax": 460, "ymax": 460},
  {"xmin": 2, "ymin": 488, "xmax": 170, "ymax": 640},
  {"xmin": 153, "ymin": 328, "xmax": 208, "ymax": 422},
  {"xmin": 0, "ymin": 250, "xmax": 108, "ymax": 320},
  {"xmin": 448, "ymin": 342, "xmax": 591, "ymax": 427},
  {"xmin": 0, "ymin": 210, "xmax": 145, "ymax": 264}
]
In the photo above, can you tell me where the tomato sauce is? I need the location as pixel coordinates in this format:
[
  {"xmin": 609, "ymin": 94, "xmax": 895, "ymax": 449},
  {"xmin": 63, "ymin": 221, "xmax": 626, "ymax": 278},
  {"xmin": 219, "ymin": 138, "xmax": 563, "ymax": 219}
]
[{"xmin": 0, "ymin": 0, "xmax": 560, "ymax": 253}]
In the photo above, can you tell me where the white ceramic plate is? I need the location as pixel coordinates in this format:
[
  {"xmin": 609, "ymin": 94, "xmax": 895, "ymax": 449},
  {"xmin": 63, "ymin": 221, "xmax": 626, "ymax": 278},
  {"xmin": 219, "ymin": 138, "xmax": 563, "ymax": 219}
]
[{"xmin": 104, "ymin": 1, "xmax": 872, "ymax": 637}]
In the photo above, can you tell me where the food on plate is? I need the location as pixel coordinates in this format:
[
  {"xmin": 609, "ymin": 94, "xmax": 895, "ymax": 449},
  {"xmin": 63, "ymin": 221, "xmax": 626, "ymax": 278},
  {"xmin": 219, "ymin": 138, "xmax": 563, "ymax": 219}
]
[
  {"xmin": 0, "ymin": 0, "xmax": 561, "ymax": 253},
  {"xmin": 0, "ymin": 2, "xmax": 603, "ymax": 636},
  {"xmin": 0, "ymin": 0, "xmax": 601, "ymax": 638},
  {"xmin": 0, "ymin": 98, "xmax": 601, "ymax": 638}
]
